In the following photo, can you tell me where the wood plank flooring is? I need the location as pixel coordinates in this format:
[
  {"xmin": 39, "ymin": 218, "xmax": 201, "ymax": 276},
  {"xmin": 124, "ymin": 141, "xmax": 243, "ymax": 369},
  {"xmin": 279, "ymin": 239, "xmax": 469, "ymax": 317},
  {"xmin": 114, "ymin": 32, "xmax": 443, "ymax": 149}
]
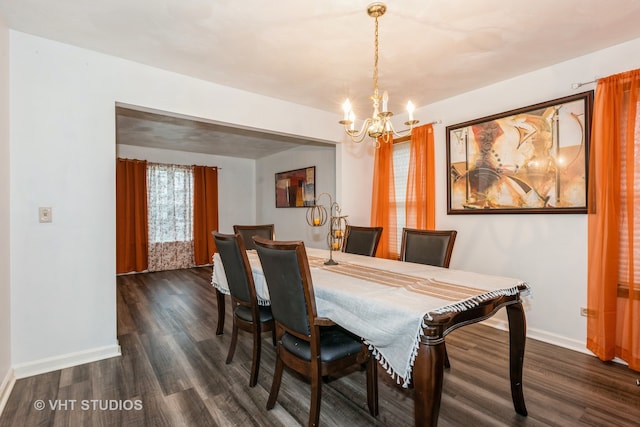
[{"xmin": 2, "ymin": 267, "xmax": 640, "ymax": 426}]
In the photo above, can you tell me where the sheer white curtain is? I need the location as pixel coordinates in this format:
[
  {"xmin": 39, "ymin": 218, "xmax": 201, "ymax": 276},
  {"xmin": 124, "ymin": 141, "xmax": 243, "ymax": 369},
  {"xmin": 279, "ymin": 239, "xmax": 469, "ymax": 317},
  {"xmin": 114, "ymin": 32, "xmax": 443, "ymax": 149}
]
[{"xmin": 147, "ymin": 163, "xmax": 194, "ymax": 271}]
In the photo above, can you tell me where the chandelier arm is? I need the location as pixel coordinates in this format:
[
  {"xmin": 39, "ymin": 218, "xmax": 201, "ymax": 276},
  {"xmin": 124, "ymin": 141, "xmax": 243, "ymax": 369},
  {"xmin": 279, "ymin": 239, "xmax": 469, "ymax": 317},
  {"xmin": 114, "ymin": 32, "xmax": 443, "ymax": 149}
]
[
  {"xmin": 380, "ymin": 118, "xmax": 410, "ymax": 139},
  {"xmin": 346, "ymin": 118, "xmax": 374, "ymax": 143},
  {"xmin": 343, "ymin": 117, "xmax": 370, "ymax": 138},
  {"xmin": 390, "ymin": 125, "xmax": 411, "ymax": 138}
]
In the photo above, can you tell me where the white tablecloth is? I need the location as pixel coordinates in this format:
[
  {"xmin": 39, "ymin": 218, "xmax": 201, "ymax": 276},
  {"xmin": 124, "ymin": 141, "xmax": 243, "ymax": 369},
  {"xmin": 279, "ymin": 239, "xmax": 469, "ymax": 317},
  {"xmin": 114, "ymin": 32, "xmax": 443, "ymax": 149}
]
[{"xmin": 212, "ymin": 247, "xmax": 529, "ymax": 386}]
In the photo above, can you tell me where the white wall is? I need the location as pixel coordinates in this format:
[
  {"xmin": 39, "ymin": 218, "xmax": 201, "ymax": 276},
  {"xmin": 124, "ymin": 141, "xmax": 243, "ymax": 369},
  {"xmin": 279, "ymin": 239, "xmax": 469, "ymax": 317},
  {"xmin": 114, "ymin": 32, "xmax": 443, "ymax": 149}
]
[
  {"xmin": 117, "ymin": 144, "xmax": 256, "ymax": 233},
  {"xmin": 9, "ymin": 31, "xmax": 341, "ymax": 375},
  {"xmin": 0, "ymin": 16, "xmax": 14, "ymax": 410},
  {"xmin": 256, "ymin": 144, "xmax": 336, "ymax": 248},
  {"xmin": 337, "ymin": 138, "xmax": 376, "ymax": 226},
  {"xmin": 343, "ymin": 37, "xmax": 640, "ymax": 352},
  {"xmin": 9, "ymin": 25, "xmax": 640, "ymax": 376}
]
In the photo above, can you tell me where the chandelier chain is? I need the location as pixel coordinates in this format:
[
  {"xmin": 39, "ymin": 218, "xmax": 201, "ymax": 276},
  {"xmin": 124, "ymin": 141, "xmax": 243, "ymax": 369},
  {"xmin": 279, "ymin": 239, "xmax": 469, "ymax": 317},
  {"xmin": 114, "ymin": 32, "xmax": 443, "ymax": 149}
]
[{"xmin": 373, "ymin": 16, "xmax": 379, "ymax": 96}]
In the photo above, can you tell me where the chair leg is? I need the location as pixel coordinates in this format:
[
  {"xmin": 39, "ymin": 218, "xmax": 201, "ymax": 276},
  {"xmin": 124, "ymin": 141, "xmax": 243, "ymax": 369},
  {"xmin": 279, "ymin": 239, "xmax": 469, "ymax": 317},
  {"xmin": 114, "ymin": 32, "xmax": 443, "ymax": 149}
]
[
  {"xmin": 248, "ymin": 327, "xmax": 262, "ymax": 387},
  {"xmin": 226, "ymin": 319, "xmax": 238, "ymax": 364},
  {"xmin": 444, "ymin": 344, "xmax": 451, "ymax": 369},
  {"xmin": 309, "ymin": 369, "xmax": 322, "ymax": 427},
  {"xmin": 215, "ymin": 289, "xmax": 225, "ymax": 335},
  {"xmin": 267, "ymin": 353, "xmax": 284, "ymax": 410},
  {"xmin": 366, "ymin": 357, "xmax": 379, "ymax": 416}
]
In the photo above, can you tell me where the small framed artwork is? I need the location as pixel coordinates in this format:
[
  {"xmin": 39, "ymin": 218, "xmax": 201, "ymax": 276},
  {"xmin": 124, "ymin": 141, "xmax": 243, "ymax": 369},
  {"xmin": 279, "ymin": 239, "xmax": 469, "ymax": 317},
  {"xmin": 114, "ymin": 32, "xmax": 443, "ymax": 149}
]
[
  {"xmin": 446, "ymin": 91, "xmax": 593, "ymax": 214},
  {"xmin": 275, "ymin": 166, "xmax": 316, "ymax": 208}
]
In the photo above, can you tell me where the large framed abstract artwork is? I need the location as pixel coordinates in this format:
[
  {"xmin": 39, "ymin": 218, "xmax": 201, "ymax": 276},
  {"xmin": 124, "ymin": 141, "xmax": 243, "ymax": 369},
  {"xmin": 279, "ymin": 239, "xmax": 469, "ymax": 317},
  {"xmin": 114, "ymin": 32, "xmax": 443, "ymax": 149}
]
[
  {"xmin": 446, "ymin": 91, "xmax": 593, "ymax": 214},
  {"xmin": 275, "ymin": 166, "xmax": 316, "ymax": 208}
]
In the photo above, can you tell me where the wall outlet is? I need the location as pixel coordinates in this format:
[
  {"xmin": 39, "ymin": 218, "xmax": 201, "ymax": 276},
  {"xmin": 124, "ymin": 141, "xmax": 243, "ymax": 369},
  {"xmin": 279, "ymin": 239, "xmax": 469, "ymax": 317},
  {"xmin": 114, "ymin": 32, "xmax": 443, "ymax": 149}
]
[{"xmin": 39, "ymin": 207, "xmax": 52, "ymax": 223}]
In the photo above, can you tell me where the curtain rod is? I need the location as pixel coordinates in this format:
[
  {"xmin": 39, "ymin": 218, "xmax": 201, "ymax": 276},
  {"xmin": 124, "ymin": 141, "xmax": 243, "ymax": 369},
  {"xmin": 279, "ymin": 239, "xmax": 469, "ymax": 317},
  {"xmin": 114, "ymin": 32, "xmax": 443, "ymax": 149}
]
[
  {"xmin": 571, "ymin": 78, "xmax": 599, "ymax": 89},
  {"xmin": 397, "ymin": 120, "xmax": 441, "ymax": 134}
]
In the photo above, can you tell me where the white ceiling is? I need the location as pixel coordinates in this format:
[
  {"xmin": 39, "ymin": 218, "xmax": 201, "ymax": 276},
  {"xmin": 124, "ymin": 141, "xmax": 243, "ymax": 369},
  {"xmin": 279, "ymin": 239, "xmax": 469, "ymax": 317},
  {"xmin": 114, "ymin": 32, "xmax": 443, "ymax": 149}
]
[{"xmin": 3, "ymin": 0, "xmax": 640, "ymax": 158}]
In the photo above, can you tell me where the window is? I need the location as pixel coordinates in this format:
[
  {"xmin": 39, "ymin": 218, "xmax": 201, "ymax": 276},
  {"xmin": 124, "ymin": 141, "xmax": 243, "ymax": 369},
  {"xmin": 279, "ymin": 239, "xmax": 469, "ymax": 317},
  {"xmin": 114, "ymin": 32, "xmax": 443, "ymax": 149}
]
[
  {"xmin": 116, "ymin": 158, "xmax": 219, "ymax": 273},
  {"xmin": 371, "ymin": 124, "xmax": 434, "ymax": 259},
  {"xmin": 147, "ymin": 163, "xmax": 194, "ymax": 244},
  {"xmin": 147, "ymin": 163, "xmax": 195, "ymax": 271},
  {"xmin": 393, "ymin": 141, "xmax": 410, "ymax": 251}
]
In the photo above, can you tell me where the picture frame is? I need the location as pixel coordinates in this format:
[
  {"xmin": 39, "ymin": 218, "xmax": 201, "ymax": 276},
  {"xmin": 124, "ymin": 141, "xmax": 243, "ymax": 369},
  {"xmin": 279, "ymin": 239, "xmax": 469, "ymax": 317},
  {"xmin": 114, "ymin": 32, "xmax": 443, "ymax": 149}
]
[
  {"xmin": 446, "ymin": 91, "xmax": 593, "ymax": 214},
  {"xmin": 275, "ymin": 166, "xmax": 316, "ymax": 208}
]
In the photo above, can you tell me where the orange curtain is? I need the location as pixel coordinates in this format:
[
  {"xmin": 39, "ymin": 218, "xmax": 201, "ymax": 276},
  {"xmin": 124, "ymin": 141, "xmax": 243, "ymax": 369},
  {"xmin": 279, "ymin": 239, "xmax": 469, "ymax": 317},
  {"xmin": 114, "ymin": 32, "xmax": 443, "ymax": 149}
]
[
  {"xmin": 116, "ymin": 158, "xmax": 148, "ymax": 274},
  {"xmin": 193, "ymin": 165, "xmax": 219, "ymax": 265},
  {"xmin": 587, "ymin": 68, "xmax": 640, "ymax": 370},
  {"xmin": 406, "ymin": 124, "xmax": 435, "ymax": 229},
  {"xmin": 371, "ymin": 138, "xmax": 398, "ymax": 259}
]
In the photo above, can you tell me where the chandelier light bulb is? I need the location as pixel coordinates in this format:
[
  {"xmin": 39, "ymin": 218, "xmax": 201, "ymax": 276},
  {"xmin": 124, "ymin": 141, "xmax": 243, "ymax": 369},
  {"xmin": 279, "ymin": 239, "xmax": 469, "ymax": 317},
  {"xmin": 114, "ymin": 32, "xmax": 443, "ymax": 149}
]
[
  {"xmin": 342, "ymin": 99, "xmax": 352, "ymax": 121},
  {"xmin": 407, "ymin": 101, "xmax": 415, "ymax": 121}
]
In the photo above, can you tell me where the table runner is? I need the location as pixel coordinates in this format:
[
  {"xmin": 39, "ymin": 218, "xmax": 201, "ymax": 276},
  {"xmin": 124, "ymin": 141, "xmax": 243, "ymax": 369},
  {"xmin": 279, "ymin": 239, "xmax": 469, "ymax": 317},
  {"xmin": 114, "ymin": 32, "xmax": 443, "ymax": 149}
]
[{"xmin": 212, "ymin": 247, "xmax": 529, "ymax": 387}]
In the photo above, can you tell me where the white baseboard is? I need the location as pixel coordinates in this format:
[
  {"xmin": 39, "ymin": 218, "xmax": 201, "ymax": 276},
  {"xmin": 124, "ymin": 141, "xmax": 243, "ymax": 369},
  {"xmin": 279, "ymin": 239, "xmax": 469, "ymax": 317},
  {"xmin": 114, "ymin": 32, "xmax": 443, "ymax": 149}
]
[
  {"xmin": 482, "ymin": 317, "xmax": 594, "ymax": 356},
  {"xmin": 13, "ymin": 343, "xmax": 121, "ymax": 379},
  {"xmin": 0, "ymin": 367, "xmax": 16, "ymax": 416},
  {"xmin": 481, "ymin": 318, "xmax": 633, "ymax": 367}
]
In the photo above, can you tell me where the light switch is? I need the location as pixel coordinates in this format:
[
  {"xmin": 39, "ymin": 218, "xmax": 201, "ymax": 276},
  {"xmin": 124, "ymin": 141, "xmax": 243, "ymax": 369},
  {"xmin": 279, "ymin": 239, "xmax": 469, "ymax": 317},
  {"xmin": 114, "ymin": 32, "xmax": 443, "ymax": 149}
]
[{"xmin": 39, "ymin": 207, "xmax": 52, "ymax": 223}]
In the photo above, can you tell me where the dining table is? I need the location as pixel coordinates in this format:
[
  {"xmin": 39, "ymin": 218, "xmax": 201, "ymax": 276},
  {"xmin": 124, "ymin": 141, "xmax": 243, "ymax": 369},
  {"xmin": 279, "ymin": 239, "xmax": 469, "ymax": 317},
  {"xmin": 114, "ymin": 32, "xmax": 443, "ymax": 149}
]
[{"xmin": 211, "ymin": 247, "xmax": 530, "ymax": 427}]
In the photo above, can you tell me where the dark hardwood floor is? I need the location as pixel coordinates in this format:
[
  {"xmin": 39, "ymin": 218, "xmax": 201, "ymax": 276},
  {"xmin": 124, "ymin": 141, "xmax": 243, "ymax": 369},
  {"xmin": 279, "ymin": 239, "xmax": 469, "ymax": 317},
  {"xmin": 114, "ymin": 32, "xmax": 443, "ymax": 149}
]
[{"xmin": 2, "ymin": 267, "xmax": 639, "ymax": 426}]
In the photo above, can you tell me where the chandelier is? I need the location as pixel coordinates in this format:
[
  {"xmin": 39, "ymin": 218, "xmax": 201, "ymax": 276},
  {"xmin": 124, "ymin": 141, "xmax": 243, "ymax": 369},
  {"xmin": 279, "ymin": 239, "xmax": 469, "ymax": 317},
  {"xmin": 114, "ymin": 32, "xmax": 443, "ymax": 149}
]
[{"xmin": 339, "ymin": 3, "xmax": 418, "ymax": 145}]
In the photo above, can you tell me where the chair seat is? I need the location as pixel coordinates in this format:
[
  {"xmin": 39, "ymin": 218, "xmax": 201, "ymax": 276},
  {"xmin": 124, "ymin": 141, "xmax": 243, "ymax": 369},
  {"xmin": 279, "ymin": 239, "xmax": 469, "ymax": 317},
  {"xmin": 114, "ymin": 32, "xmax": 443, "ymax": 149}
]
[
  {"xmin": 281, "ymin": 326, "xmax": 363, "ymax": 362},
  {"xmin": 235, "ymin": 305, "xmax": 274, "ymax": 323}
]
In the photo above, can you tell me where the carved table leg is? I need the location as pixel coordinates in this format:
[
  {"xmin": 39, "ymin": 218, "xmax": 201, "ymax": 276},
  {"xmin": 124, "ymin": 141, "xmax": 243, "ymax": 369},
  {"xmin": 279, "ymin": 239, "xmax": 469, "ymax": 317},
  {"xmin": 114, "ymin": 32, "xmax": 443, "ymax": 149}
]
[
  {"xmin": 215, "ymin": 288, "xmax": 225, "ymax": 335},
  {"xmin": 506, "ymin": 302, "xmax": 528, "ymax": 416},
  {"xmin": 413, "ymin": 333, "xmax": 445, "ymax": 427}
]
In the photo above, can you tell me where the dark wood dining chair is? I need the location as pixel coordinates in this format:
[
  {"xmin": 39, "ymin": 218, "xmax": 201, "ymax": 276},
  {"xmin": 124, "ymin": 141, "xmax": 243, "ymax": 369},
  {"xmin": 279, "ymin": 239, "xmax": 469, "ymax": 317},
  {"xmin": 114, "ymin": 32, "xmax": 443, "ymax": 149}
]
[
  {"xmin": 400, "ymin": 228, "xmax": 457, "ymax": 268},
  {"xmin": 212, "ymin": 232, "xmax": 275, "ymax": 387},
  {"xmin": 253, "ymin": 236, "xmax": 378, "ymax": 427},
  {"xmin": 233, "ymin": 224, "xmax": 275, "ymax": 251},
  {"xmin": 342, "ymin": 225, "xmax": 383, "ymax": 257},
  {"xmin": 400, "ymin": 228, "xmax": 457, "ymax": 369}
]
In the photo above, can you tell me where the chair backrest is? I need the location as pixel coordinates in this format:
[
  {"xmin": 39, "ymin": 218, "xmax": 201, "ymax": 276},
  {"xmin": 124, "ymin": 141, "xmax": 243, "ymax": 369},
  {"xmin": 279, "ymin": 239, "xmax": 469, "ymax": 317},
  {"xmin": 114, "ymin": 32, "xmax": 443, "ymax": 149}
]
[
  {"xmin": 212, "ymin": 231, "xmax": 257, "ymax": 305},
  {"xmin": 342, "ymin": 225, "xmax": 383, "ymax": 257},
  {"xmin": 233, "ymin": 224, "xmax": 275, "ymax": 251},
  {"xmin": 253, "ymin": 236, "xmax": 316, "ymax": 337},
  {"xmin": 400, "ymin": 228, "xmax": 457, "ymax": 268}
]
